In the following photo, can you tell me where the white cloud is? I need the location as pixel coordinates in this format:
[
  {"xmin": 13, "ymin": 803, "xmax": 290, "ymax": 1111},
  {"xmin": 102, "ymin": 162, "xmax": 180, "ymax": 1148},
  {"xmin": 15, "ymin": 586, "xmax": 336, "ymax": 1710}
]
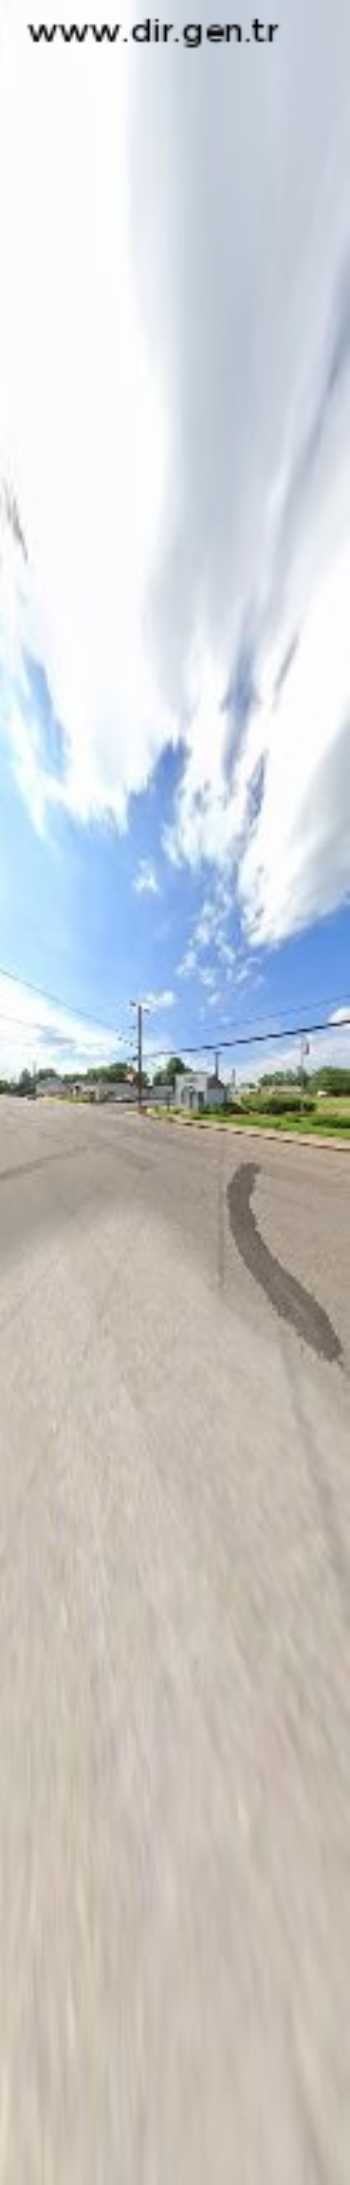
[
  {"xmin": 133, "ymin": 859, "xmax": 159, "ymax": 895},
  {"xmin": 217, "ymin": 940, "xmax": 236, "ymax": 968},
  {"xmin": 0, "ymin": 972, "xmax": 127, "ymax": 1078},
  {"xmin": 199, "ymin": 966, "xmax": 218, "ymax": 991},
  {"xmin": 235, "ymin": 964, "xmax": 253, "ymax": 985},
  {"xmin": 141, "ymin": 990, "xmax": 175, "ymax": 1014},
  {"xmin": 237, "ymin": 552, "xmax": 350, "ymax": 942},
  {"xmin": 1, "ymin": 2, "xmax": 350, "ymax": 953},
  {"xmin": 235, "ymin": 1016, "xmax": 350, "ymax": 1084},
  {"xmin": 178, "ymin": 882, "xmax": 235, "ymax": 984},
  {"xmin": 0, "ymin": 6, "xmax": 179, "ymax": 830},
  {"xmin": 177, "ymin": 945, "xmax": 198, "ymax": 977},
  {"xmin": 193, "ymin": 900, "xmax": 221, "ymax": 950}
]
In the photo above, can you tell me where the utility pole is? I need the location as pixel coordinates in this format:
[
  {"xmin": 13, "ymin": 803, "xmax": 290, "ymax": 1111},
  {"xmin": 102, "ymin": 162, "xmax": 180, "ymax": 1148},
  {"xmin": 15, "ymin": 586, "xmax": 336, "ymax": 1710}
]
[
  {"xmin": 299, "ymin": 1034, "xmax": 309, "ymax": 1112},
  {"xmin": 137, "ymin": 1002, "xmax": 142, "ymax": 1111},
  {"xmin": 215, "ymin": 1050, "xmax": 220, "ymax": 1082},
  {"xmin": 130, "ymin": 1000, "xmax": 149, "ymax": 1112}
]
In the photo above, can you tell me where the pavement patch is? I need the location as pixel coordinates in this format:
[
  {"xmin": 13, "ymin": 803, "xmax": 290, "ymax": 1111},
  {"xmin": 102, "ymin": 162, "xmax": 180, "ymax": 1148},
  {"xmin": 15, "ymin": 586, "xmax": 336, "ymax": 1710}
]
[{"xmin": 227, "ymin": 1162, "xmax": 342, "ymax": 1365}]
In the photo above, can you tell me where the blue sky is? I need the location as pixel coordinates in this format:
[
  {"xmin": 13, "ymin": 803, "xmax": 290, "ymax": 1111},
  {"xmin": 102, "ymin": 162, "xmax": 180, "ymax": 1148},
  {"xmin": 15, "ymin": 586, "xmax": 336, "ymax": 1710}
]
[
  {"xmin": 0, "ymin": 700, "xmax": 349, "ymax": 1083},
  {"xmin": 0, "ymin": 2, "xmax": 349, "ymax": 1080}
]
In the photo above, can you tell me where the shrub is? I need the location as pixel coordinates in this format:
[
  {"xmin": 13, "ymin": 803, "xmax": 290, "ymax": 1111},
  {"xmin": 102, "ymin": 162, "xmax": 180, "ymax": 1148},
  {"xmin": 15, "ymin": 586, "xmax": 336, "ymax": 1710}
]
[
  {"xmin": 266, "ymin": 1093, "xmax": 315, "ymax": 1116},
  {"xmin": 245, "ymin": 1091, "xmax": 315, "ymax": 1116},
  {"xmin": 312, "ymin": 1110, "xmax": 350, "ymax": 1132}
]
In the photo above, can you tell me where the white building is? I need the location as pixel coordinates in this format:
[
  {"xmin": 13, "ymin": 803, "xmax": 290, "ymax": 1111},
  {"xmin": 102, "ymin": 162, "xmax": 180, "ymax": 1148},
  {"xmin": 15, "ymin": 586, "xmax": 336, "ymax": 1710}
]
[{"xmin": 175, "ymin": 1071, "xmax": 226, "ymax": 1113}]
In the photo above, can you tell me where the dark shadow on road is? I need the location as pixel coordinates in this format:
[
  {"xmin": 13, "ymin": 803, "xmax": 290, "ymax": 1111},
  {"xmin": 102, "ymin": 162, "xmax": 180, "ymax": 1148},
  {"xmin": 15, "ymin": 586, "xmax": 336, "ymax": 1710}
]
[{"xmin": 227, "ymin": 1162, "xmax": 342, "ymax": 1365}]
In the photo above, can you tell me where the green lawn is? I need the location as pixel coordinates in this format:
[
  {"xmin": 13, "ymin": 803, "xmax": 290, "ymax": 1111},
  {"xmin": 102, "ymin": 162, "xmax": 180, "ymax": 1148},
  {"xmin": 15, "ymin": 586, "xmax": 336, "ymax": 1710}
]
[{"xmin": 148, "ymin": 1102, "xmax": 350, "ymax": 1144}]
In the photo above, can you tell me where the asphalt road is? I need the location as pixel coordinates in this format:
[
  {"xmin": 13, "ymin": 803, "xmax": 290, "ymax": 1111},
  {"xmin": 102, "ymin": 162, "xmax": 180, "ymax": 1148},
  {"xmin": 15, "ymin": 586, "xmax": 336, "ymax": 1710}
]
[{"xmin": 0, "ymin": 1096, "xmax": 349, "ymax": 2183}]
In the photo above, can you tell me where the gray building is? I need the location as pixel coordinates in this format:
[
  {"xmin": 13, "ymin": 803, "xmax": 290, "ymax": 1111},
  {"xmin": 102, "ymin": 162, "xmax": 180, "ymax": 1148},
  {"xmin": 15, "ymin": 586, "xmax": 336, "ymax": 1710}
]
[{"xmin": 36, "ymin": 1077, "xmax": 66, "ymax": 1099}]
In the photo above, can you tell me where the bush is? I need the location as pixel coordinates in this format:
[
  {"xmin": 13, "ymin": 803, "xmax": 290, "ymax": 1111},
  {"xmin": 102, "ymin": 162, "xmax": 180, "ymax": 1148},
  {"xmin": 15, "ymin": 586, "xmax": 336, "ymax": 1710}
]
[
  {"xmin": 267, "ymin": 1093, "xmax": 315, "ymax": 1116},
  {"xmin": 245, "ymin": 1091, "xmax": 315, "ymax": 1116},
  {"xmin": 202, "ymin": 1101, "xmax": 243, "ymax": 1119},
  {"xmin": 312, "ymin": 1110, "xmax": 350, "ymax": 1132}
]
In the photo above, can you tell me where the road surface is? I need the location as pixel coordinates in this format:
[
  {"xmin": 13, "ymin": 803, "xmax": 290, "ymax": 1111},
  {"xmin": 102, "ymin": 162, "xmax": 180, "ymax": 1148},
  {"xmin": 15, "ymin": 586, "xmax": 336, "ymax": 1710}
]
[{"xmin": 0, "ymin": 1096, "xmax": 349, "ymax": 2182}]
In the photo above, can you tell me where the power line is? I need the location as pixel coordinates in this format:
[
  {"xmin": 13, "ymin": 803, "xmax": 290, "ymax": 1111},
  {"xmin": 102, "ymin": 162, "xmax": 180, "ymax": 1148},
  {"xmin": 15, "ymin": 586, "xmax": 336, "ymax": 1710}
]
[
  {"xmin": 212, "ymin": 990, "xmax": 350, "ymax": 1032},
  {"xmin": 0, "ymin": 961, "xmax": 348, "ymax": 1037},
  {"xmin": 0, "ymin": 1011, "xmax": 128, "ymax": 1045},
  {"xmin": 0, "ymin": 962, "xmax": 348, "ymax": 1062},
  {"xmin": 145, "ymin": 1015, "xmax": 350, "ymax": 1061},
  {"xmin": 0, "ymin": 963, "xmax": 126, "ymax": 1038}
]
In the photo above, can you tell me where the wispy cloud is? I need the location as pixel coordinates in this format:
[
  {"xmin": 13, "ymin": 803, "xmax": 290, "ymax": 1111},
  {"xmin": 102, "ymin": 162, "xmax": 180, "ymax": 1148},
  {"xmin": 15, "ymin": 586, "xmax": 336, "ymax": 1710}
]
[
  {"xmin": 1, "ymin": 1, "xmax": 350, "ymax": 956},
  {"xmin": 199, "ymin": 966, "xmax": 218, "ymax": 991},
  {"xmin": 217, "ymin": 939, "xmax": 236, "ymax": 968},
  {"xmin": 178, "ymin": 882, "xmax": 234, "ymax": 984},
  {"xmin": 133, "ymin": 858, "xmax": 159, "ymax": 896},
  {"xmin": 177, "ymin": 945, "xmax": 198, "ymax": 978}
]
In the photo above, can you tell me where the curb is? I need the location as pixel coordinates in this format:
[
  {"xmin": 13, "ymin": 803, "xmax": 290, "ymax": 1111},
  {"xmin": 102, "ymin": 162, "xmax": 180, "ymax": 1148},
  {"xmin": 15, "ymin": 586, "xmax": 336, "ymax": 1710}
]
[{"xmin": 144, "ymin": 1110, "xmax": 350, "ymax": 1154}]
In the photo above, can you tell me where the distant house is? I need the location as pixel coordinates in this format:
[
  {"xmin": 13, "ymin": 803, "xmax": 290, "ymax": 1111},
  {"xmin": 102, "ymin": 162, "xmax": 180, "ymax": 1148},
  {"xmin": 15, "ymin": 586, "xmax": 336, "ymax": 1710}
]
[
  {"xmin": 36, "ymin": 1076, "xmax": 66, "ymax": 1098},
  {"xmin": 89, "ymin": 1080, "xmax": 139, "ymax": 1105},
  {"xmin": 175, "ymin": 1070, "xmax": 225, "ymax": 1113},
  {"xmin": 149, "ymin": 1083, "xmax": 174, "ymax": 1108}
]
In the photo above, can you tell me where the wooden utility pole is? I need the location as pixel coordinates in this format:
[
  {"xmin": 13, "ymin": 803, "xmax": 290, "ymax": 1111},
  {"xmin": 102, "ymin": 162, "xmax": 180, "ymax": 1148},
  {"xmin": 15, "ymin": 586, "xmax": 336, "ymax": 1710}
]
[
  {"xmin": 299, "ymin": 1034, "xmax": 309, "ymax": 1113},
  {"xmin": 130, "ymin": 1000, "xmax": 149, "ymax": 1111},
  {"xmin": 137, "ymin": 1002, "xmax": 142, "ymax": 1111}
]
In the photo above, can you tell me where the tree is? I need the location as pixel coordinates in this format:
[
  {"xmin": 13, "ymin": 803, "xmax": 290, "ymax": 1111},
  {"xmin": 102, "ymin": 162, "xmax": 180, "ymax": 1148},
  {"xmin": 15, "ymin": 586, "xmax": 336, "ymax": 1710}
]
[
  {"xmin": 18, "ymin": 1068, "xmax": 33, "ymax": 1096},
  {"xmin": 154, "ymin": 1056, "xmax": 188, "ymax": 1089},
  {"xmin": 260, "ymin": 1070, "xmax": 299, "ymax": 1088},
  {"xmin": 310, "ymin": 1066, "xmax": 350, "ymax": 1096},
  {"xmin": 86, "ymin": 1061, "xmax": 129, "ymax": 1084}
]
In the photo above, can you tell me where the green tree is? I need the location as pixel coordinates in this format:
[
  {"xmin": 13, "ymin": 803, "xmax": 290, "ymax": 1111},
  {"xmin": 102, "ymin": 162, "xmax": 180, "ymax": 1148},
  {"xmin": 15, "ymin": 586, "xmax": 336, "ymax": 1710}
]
[
  {"xmin": 154, "ymin": 1056, "xmax": 188, "ymax": 1088},
  {"xmin": 311, "ymin": 1066, "xmax": 350, "ymax": 1096},
  {"xmin": 18, "ymin": 1068, "xmax": 34, "ymax": 1096}
]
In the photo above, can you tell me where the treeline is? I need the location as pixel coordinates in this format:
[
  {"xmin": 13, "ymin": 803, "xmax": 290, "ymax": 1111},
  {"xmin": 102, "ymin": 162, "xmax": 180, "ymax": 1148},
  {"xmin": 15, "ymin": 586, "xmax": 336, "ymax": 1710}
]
[
  {"xmin": 260, "ymin": 1067, "xmax": 350, "ymax": 1096},
  {"xmin": 1, "ymin": 1061, "xmax": 350, "ymax": 1100}
]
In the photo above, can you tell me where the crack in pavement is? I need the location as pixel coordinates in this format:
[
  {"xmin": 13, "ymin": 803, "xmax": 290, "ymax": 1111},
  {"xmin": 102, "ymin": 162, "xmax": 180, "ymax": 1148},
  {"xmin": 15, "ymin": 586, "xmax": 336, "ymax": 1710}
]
[
  {"xmin": 0, "ymin": 1137, "xmax": 151, "ymax": 1190},
  {"xmin": 227, "ymin": 1162, "xmax": 342, "ymax": 1365}
]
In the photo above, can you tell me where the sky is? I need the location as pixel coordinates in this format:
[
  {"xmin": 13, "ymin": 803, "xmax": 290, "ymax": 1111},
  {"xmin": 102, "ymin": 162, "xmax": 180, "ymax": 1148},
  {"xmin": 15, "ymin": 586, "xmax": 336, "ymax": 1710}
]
[{"xmin": 0, "ymin": 0, "xmax": 349, "ymax": 1082}]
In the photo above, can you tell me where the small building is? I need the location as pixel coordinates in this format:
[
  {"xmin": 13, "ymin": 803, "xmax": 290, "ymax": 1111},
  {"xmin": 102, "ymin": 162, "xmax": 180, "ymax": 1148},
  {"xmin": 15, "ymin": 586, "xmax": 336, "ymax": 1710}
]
[
  {"xmin": 92, "ymin": 1081, "xmax": 139, "ymax": 1105},
  {"xmin": 36, "ymin": 1076, "xmax": 66, "ymax": 1098},
  {"xmin": 175, "ymin": 1071, "xmax": 226, "ymax": 1113},
  {"xmin": 149, "ymin": 1083, "xmax": 174, "ymax": 1108}
]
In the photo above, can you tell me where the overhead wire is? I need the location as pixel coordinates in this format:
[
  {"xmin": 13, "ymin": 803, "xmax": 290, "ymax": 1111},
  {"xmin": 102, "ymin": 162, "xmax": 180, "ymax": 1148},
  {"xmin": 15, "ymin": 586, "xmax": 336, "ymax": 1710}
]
[{"xmin": 0, "ymin": 964, "xmax": 348, "ymax": 1061}]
